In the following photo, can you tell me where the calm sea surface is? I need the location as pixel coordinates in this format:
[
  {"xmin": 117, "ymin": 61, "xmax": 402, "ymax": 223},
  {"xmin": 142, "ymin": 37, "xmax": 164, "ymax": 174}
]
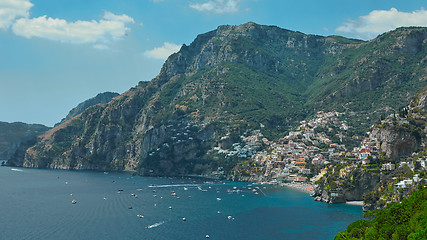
[{"xmin": 0, "ymin": 167, "xmax": 362, "ymax": 240}]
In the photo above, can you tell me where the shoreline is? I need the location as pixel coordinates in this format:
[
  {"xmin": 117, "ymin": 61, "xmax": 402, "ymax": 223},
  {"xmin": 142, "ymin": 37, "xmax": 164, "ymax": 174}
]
[
  {"xmin": 280, "ymin": 182, "xmax": 314, "ymax": 194},
  {"xmin": 346, "ymin": 201, "xmax": 364, "ymax": 206}
]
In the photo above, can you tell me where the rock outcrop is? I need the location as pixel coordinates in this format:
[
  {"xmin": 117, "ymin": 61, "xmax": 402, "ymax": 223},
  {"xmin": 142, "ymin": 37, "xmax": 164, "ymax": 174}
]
[
  {"xmin": 312, "ymin": 168, "xmax": 380, "ymax": 204},
  {"xmin": 370, "ymin": 86, "xmax": 427, "ymax": 160}
]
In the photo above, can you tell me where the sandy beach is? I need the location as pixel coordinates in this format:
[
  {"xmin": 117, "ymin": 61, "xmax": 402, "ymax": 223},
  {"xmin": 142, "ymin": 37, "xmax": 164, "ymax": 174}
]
[
  {"xmin": 345, "ymin": 201, "xmax": 364, "ymax": 206},
  {"xmin": 281, "ymin": 182, "xmax": 314, "ymax": 194}
]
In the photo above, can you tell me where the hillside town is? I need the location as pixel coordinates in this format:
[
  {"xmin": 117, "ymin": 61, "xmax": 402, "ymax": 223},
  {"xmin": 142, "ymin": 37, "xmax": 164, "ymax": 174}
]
[{"xmin": 213, "ymin": 111, "xmax": 427, "ymax": 196}]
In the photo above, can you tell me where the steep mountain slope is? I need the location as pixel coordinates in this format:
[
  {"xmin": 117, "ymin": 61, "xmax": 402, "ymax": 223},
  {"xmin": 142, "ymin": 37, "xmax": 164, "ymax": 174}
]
[
  {"xmin": 16, "ymin": 23, "xmax": 427, "ymax": 176},
  {"xmin": 0, "ymin": 122, "xmax": 49, "ymax": 161},
  {"xmin": 55, "ymin": 92, "xmax": 119, "ymax": 126}
]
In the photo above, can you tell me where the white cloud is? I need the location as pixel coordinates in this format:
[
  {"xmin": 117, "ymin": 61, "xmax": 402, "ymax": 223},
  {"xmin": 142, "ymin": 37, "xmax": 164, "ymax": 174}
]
[
  {"xmin": 0, "ymin": 0, "xmax": 33, "ymax": 29},
  {"xmin": 93, "ymin": 44, "xmax": 109, "ymax": 50},
  {"xmin": 189, "ymin": 0, "xmax": 240, "ymax": 14},
  {"xmin": 336, "ymin": 8, "xmax": 427, "ymax": 40},
  {"xmin": 144, "ymin": 42, "xmax": 181, "ymax": 60},
  {"xmin": 12, "ymin": 11, "xmax": 134, "ymax": 44}
]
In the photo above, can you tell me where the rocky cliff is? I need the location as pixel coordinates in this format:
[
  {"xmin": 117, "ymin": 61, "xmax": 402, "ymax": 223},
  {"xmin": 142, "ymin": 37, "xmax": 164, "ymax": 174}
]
[
  {"xmin": 370, "ymin": 87, "xmax": 427, "ymax": 160},
  {"xmin": 0, "ymin": 122, "xmax": 49, "ymax": 161},
  {"xmin": 55, "ymin": 92, "xmax": 119, "ymax": 127},
  {"xmin": 15, "ymin": 23, "xmax": 427, "ymax": 176},
  {"xmin": 312, "ymin": 168, "xmax": 381, "ymax": 204}
]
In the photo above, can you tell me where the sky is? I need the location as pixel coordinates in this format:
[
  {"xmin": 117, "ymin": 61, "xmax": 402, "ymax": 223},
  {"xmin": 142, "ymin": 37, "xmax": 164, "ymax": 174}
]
[{"xmin": 1, "ymin": 0, "xmax": 426, "ymax": 127}]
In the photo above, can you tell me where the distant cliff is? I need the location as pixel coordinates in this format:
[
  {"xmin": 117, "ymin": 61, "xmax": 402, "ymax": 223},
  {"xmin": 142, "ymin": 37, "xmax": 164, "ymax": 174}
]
[
  {"xmin": 15, "ymin": 23, "xmax": 427, "ymax": 177},
  {"xmin": 312, "ymin": 168, "xmax": 380, "ymax": 204},
  {"xmin": 370, "ymin": 86, "xmax": 427, "ymax": 160},
  {"xmin": 55, "ymin": 92, "xmax": 119, "ymax": 126},
  {"xmin": 0, "ymin": 122, "xmax": 49, "ymax": 161}
]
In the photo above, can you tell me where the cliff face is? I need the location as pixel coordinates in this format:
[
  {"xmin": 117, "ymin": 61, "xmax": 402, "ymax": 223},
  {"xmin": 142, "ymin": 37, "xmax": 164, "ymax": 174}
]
[
  {"xmin": 0, "ymin": 122, "xmax": 49, "ymax": 161},
  {"xmin": 55, "ymin": 92, "xmax": 119, "ymax": 127},
  {"xmin": 324, "ymin": 27, "xmax": 427, "ymax": 101},
  {"xmin": 313, "ymin": 168, "xmax": 380, "ymax": 204},
  {"xmin": 20, "ymin": 88, "xmax": 217, "ymax": 175},
  {"xmin": 371, "ymin": 127, "xmax": 421, "ymax": 160},
  {"xmin": 17, "ymin": 23, "xmax": 427, "ymax": 176},
  {"xmin": 370, "ymin": 86, "xmax": 427, "ymax": 160}
]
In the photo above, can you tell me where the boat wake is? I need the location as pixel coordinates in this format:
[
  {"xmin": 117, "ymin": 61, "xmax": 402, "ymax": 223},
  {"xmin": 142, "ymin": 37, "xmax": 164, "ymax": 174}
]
[
  {"xmin": 146, "ymin": 221, "xmax": 165, "ymax": 229},
  {"xmin": 11, "ymin": 168, "xmax": 23, "ymax": 172},
  {"xmin": 148, "ymin": 184, "xmax": 200, "ymax": 188}
]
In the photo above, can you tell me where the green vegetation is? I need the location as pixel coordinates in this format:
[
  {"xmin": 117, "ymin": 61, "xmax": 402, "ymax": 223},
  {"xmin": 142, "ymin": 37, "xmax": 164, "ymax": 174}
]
[{"xmin": 334, "ymin": 185, "xmax": 427, "ymax": 240}]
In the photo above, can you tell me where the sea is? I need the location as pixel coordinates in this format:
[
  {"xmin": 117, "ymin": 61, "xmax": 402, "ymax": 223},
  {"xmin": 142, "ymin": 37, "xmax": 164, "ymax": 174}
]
[{"xmin": 0, "ymin": 166, "xmax": 363, "ymax": 240}]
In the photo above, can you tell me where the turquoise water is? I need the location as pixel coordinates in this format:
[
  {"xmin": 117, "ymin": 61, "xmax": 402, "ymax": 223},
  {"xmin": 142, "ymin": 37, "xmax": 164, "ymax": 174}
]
[{"xmin": 0, "ymin": 167, "xmax": 362, "ymax": 239}]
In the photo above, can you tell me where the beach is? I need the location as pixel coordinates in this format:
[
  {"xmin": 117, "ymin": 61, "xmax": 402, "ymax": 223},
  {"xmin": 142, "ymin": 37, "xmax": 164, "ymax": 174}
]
[{"xmin": 281, "ymin": 182, "xmax": 314, "ymax": 194}]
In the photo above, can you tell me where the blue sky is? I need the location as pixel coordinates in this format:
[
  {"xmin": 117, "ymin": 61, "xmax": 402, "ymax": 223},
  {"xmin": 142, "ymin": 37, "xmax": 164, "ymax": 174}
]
[{"xmin": 1, "ymin": 0, "xmax": 426, "ymax": 126}]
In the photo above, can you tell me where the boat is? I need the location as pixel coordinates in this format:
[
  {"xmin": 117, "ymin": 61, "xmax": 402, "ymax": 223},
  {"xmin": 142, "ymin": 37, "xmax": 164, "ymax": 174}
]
[{"xmin": 71, "ymin": 200, "xmax": 77, "ymax": 204}]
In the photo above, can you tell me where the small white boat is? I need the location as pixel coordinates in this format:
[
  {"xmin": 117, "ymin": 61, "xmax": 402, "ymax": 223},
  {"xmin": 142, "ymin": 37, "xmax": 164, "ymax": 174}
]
[{"xmin": 71, "ymin": 200, "xmax": 77, "ymax": 204}]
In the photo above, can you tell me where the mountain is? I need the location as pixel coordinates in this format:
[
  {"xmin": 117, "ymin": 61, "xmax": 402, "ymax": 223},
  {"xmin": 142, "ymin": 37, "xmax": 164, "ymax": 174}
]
[
  {"xmin": 0, "ymin": 122, "xmax": 49, "ymax": 161},
  {"xmin": 14, "ymin": 22, "xmax": 427, "ymax": 176},
  {"xmin": 55, "ymin": 92, "xmax": 119, "ymax": 126}
]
